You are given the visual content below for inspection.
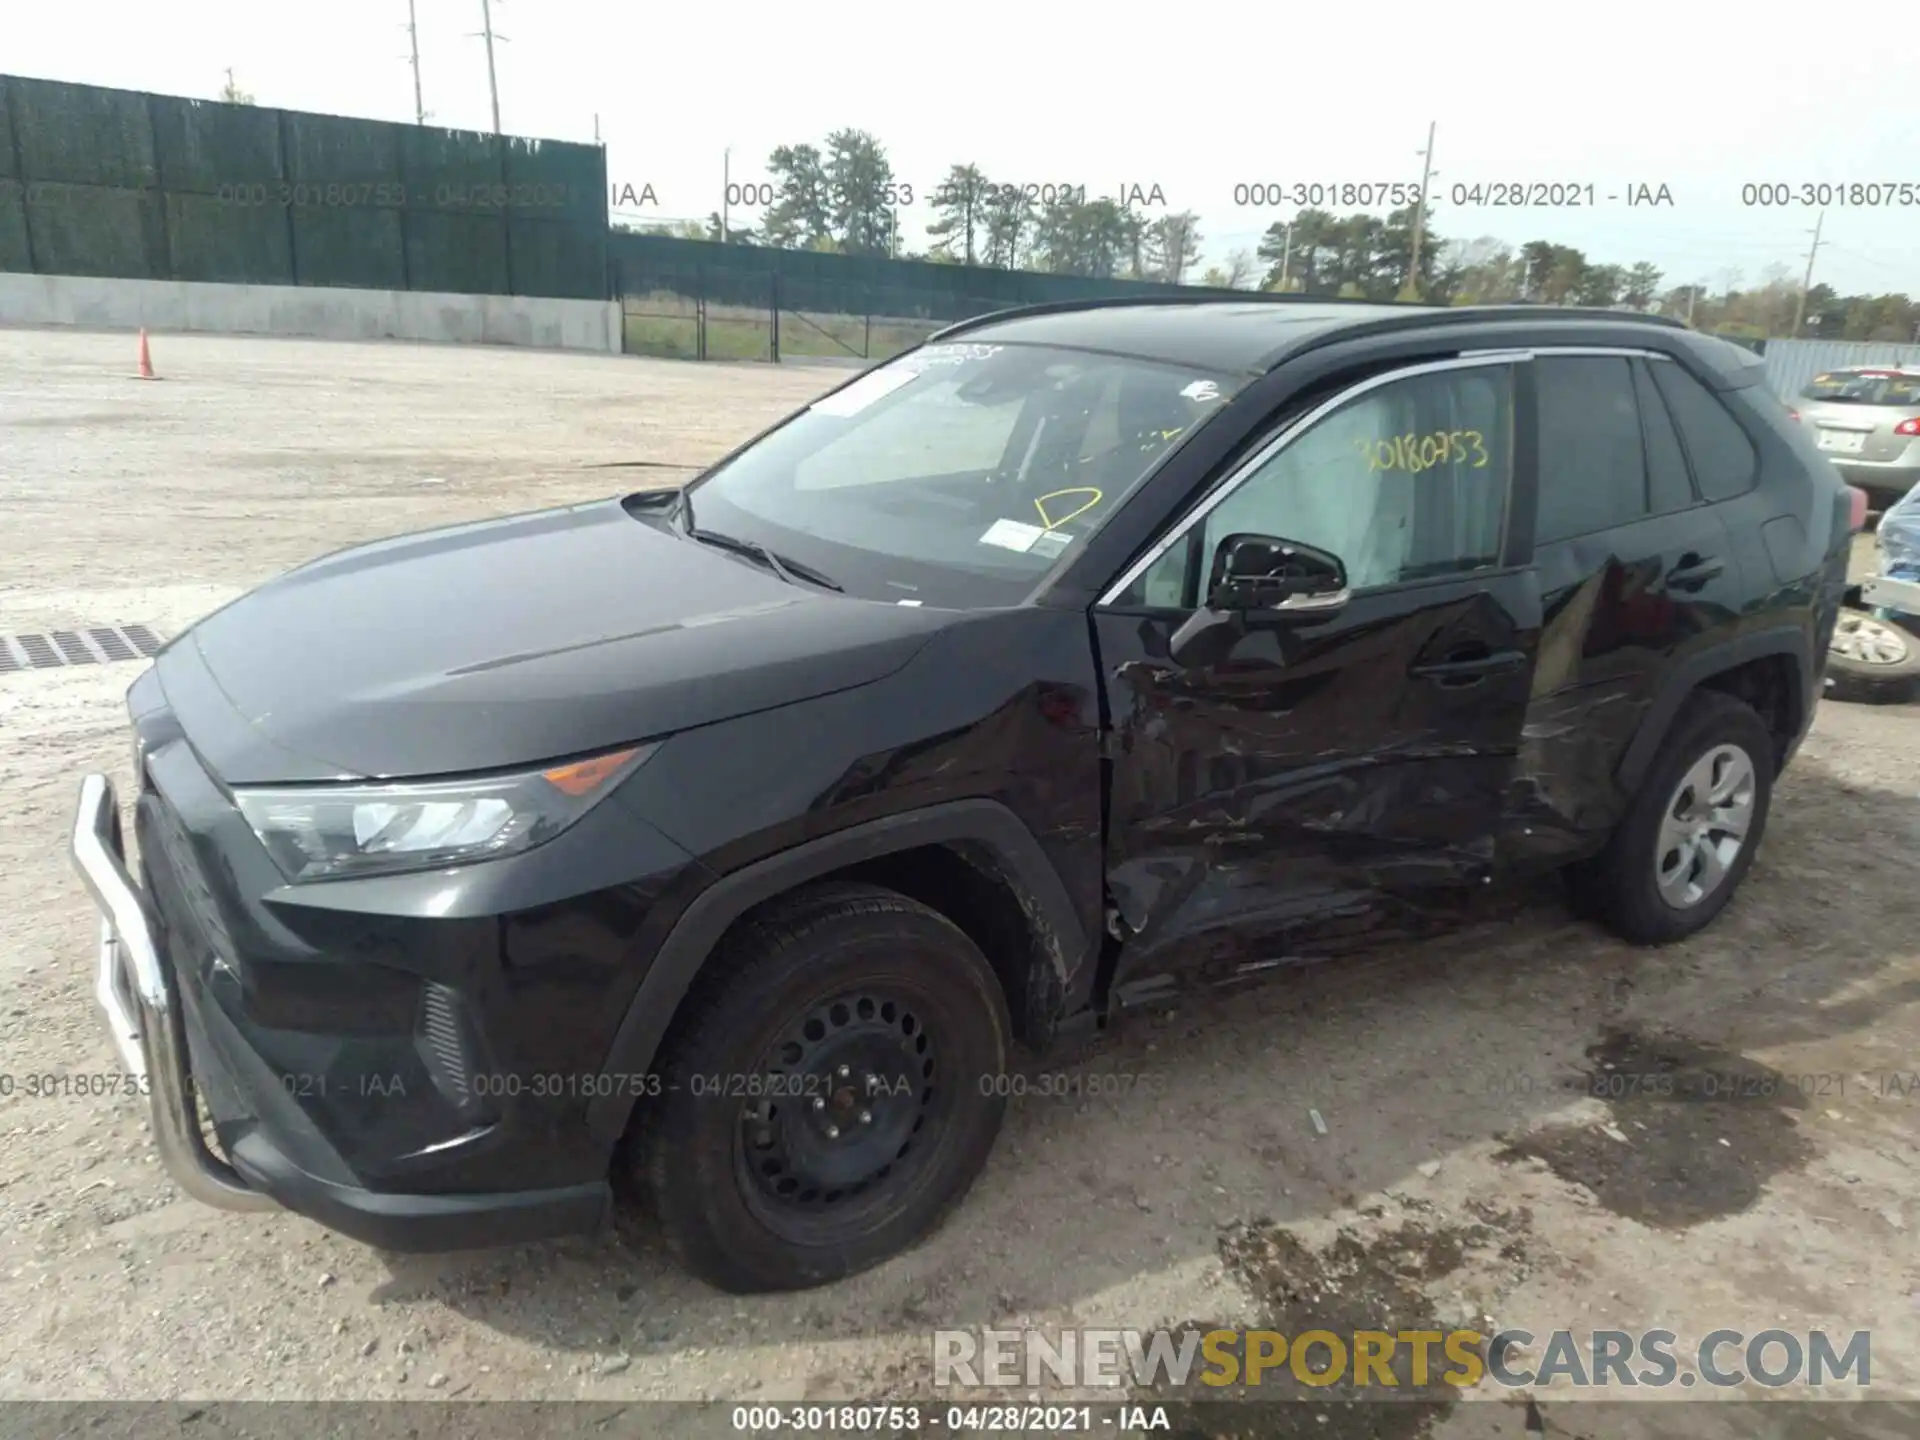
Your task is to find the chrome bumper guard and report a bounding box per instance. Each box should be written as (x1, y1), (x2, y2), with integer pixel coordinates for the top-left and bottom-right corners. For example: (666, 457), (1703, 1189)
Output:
(69, 773), (278, 1212)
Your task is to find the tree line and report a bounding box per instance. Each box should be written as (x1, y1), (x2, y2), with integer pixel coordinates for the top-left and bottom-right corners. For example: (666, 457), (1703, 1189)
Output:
(618, 130), (1919, 344)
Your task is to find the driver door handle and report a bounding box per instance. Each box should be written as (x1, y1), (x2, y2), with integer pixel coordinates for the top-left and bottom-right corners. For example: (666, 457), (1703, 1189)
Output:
(1666, 554), (1725, 591)
(1409, 646), (1527, 686)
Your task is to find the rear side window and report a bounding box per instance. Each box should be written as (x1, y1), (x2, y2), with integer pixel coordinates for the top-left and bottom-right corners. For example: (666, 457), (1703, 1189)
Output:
(1534, 357), (1648, 544)
(1632, 360), (1696, 516)
(1651, 361), (1759, 501)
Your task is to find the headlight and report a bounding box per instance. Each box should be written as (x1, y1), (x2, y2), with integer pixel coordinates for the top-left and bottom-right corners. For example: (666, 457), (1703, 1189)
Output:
(235, 742), (660, 882)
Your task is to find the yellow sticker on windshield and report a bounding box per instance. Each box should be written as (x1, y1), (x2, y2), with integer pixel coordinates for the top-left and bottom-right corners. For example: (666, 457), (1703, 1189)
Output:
(1034, 487), (1103, 529)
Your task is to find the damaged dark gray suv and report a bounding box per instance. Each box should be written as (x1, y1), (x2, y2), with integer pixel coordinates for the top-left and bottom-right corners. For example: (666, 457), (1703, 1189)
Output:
(72, 299), (1856, 1293)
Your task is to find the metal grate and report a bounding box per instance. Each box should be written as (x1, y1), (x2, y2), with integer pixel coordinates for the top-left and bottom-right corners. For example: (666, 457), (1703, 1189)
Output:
(0, 625), (163, 672)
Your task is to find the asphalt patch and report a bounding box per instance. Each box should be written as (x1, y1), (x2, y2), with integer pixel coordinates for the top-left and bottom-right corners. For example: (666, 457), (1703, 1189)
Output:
(1142, 1206), (1533, 1440)
(1498, 1028), (1816, 1228)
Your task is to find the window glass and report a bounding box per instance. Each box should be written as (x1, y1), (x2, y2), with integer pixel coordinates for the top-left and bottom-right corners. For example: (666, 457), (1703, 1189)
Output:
(1633, 359), (1696, 516)
(1800, 370), (1920, 407)
(1119, 365), (1512, 605)
(1534, 357), (1648, 544)
(1651, 360), (1759, 502)
(685, 342), (1238, 608)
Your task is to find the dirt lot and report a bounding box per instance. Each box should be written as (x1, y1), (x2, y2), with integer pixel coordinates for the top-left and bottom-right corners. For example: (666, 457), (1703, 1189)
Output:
(0, 329), (1916, 1435)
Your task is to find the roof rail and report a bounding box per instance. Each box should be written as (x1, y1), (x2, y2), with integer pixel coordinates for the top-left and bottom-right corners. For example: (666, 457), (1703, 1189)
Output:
(927, 295), (1695, 343)
(926, 290), (1427, 343)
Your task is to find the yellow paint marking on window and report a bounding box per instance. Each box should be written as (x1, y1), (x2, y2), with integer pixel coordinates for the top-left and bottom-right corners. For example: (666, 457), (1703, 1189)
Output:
(1034, 487), (1104, 529)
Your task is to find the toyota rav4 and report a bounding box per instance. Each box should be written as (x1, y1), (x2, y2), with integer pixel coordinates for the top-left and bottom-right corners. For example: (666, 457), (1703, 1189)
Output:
(71, 299), (1855, 1293)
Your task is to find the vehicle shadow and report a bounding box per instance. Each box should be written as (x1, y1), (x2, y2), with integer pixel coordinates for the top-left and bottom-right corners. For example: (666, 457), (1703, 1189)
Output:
(370, 754), (1920, 1382)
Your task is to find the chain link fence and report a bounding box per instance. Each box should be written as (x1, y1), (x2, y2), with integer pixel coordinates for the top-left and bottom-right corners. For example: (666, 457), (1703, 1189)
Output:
(616, 267), (1021, 364)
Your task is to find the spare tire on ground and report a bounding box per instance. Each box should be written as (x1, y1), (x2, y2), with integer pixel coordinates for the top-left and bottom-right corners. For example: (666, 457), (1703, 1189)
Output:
(1826, 608), (1920, 704)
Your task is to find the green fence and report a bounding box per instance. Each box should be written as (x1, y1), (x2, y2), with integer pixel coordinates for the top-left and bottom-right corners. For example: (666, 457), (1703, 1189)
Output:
(608, 233), (1254, 362)
(0, 73), (607, 299)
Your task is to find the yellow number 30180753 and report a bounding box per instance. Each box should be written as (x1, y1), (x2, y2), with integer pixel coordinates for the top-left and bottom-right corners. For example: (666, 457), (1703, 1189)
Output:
(1353, 430), (1488, 473)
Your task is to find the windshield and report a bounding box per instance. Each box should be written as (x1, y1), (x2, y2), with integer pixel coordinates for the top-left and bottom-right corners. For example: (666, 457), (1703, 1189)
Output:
(673, 341), (1240, 607)
(1801, 370), (1920, 406)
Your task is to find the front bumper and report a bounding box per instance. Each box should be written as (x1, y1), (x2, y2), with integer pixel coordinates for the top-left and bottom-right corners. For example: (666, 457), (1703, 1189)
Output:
(69, 772), (611, 1250)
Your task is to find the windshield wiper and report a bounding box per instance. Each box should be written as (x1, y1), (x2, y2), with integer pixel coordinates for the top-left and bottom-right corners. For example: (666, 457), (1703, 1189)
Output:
(686, 526), (843, 592)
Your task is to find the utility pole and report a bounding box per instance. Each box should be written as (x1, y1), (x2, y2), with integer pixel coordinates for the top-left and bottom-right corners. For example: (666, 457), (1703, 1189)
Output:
(405, 0), (426, 124)
(1408, 121), (1436, 297)
(1519, 254), (1531, 303)
(477, 0), (504, 133)
(1686, 283), (1697, 328)
(1278, 221), (1292, 290)
(1790, 207), (1826, 338)
(722, 147), (731, 243)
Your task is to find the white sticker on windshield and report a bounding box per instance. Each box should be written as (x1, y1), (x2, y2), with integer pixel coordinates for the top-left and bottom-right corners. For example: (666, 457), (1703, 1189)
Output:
(810, 366), (920, 417)
(980, 518), (1046, 553)
(1030, 529), (1074, 559)
(1180, 379), (1220, 402)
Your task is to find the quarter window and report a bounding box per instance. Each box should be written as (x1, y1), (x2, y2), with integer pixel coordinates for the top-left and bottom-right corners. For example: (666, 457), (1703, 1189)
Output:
(1650, 360), (1760, 501)
(1119, 364), (1512, 606)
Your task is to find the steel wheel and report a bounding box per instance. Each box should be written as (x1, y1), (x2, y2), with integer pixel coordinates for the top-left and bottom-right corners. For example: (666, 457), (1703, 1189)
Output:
(1654, 743), (1757, 910)
(734, 987), (944, 1243)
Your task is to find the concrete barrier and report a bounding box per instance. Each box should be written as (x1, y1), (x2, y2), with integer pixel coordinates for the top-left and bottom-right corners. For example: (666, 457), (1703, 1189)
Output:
(0, 273), (623, 353)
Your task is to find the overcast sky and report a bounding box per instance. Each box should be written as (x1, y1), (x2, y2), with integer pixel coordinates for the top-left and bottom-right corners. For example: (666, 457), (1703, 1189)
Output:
(13, 0), (1920, 296)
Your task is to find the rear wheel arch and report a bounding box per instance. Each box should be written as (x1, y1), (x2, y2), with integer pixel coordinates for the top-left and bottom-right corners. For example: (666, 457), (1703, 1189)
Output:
(583, 799), (1091, 1156)
(1616, 629), (1810, 794)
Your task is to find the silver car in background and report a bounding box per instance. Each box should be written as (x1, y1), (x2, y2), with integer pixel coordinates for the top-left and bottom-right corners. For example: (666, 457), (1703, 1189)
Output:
(1790, 366), (1920, 508)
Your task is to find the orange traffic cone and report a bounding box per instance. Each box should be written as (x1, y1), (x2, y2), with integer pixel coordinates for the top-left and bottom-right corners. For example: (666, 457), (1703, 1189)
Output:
(136, 329), (156, 380)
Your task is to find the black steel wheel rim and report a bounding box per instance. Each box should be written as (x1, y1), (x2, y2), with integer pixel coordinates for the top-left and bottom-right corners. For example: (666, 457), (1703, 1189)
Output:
(734, 988), (944, 1238)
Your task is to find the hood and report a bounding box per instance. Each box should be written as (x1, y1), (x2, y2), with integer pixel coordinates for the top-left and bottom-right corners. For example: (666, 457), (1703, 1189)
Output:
(160, 497), (949, 784)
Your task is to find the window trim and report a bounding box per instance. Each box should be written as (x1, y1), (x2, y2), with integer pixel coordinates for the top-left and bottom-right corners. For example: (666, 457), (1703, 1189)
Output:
(1098, 354), (1520, 607)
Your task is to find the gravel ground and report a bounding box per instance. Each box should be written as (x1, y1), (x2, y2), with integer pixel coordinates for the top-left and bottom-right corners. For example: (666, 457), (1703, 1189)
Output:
(0, 328), (1916, 1435)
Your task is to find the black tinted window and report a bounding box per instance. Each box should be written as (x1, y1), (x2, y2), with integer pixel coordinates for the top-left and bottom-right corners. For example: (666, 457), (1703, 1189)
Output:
(1534, 357), (1648, 544)
(1651, 361), (1759, 501)
(1633, 360), (1696, 515)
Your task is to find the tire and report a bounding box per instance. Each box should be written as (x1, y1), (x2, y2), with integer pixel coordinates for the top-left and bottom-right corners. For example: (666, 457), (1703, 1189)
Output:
(1564, 691), (1774, 946)
(1825, 608), (1920, 704)
(636, 882), (1011, 1293)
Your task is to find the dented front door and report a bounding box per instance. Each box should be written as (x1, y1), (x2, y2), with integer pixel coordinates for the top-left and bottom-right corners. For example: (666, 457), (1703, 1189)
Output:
(1090, 354), (1540, 1007)
(1094, 572), (1540, 1005)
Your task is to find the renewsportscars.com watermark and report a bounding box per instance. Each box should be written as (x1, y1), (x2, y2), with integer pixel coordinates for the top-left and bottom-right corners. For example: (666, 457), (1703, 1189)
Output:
(933, 1327), (1873, 1391)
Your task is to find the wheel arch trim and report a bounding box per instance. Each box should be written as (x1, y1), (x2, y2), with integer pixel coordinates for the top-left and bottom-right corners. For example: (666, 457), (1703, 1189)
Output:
(1615, 626), (1812, 793)
(583, 798), (1089, 1151)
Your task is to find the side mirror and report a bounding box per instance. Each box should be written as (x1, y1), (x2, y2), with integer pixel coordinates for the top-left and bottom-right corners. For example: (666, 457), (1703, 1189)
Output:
(1207, 534), (1349, 612)
(1167, 534), (1350, 668)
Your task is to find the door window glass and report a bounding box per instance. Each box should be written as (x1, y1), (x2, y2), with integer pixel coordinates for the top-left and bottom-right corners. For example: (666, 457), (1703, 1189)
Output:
(1534, 357), (1649, 543)
(1634, 359), (1697, 516)
(1120, 364), (1513, 605)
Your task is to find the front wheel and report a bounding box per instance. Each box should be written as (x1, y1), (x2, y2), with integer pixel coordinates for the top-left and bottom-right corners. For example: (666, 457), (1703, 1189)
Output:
(637, 883), (1011, 1293)
(1565, 691), (1774, 946)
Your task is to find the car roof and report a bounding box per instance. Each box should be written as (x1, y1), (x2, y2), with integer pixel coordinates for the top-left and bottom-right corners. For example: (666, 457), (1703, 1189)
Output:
(932, 297), (1693, 377)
